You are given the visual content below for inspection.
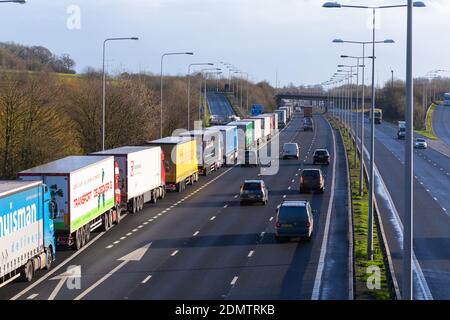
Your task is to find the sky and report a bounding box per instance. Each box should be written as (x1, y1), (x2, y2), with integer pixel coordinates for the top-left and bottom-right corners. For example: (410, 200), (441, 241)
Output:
(1, 0), (449, 87)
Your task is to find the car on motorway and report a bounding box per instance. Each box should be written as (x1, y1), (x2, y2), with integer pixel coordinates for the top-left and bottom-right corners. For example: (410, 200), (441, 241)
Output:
(239, 180), (269, 205)
(313, 148), (330, 165)
(303, 117), (314, 131)
(282, 143), (300, 159)
(275, 200), (314, 242)
(299, 168), (324, 193)
(414, 138), (428, 149)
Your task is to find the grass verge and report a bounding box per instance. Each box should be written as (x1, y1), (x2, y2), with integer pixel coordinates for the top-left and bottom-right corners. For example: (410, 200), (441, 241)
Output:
(328, 117), (391, 300)
(415, 103), (437, 140)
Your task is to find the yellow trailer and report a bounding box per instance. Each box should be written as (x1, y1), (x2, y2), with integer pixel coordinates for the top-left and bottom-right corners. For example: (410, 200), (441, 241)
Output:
(146, 137), (199, 192)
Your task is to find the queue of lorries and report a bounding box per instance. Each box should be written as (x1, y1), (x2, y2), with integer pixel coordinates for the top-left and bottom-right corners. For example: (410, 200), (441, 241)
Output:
(0, 104), (295, 286)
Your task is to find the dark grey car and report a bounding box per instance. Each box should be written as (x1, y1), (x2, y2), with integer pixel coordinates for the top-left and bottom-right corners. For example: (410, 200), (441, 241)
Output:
(275, 200), (314, 242)
(240, 180), (268, 205)
(299, 169), (324, 193)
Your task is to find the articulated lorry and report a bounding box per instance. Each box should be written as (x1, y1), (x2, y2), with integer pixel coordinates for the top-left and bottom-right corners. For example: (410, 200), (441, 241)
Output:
(303, 106), (313, 118)
(207, 125), (238, 166)
(91, 146), (166, 214)
(146, 137), (199, 192)
(228, 121), (254, 151)
(0, 181), (56, 285)
(280, 106), (292, 121)
(179, 130), (224, 176)
(252, 115), (271, 142)
(397, 121), (406, 139)
(276, 109), (287, 128)
(243, 118), (263, 147)
(374, 108), (383, 124)
(18, 156), (120, 250)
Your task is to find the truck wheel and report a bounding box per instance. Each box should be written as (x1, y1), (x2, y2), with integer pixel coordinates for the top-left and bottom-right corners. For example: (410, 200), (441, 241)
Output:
(132, 198), (137, 214)
(140, 195), (144, 211)
(20, 260), (34, 282)
(103, 212), (111, 231)
(80, 227), (86, 247)
(177, 182), (183, 193)
(151, 190), (157, 204)
(161, 187), (166, 199)
(45, 248), (53, 270)
(114, 207), (122, 225)
(74, 229), (83, 250)
(84, 224), (91, 244)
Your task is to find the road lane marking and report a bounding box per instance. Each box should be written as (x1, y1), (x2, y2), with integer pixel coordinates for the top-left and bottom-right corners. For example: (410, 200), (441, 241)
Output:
(11, 232), (107, 300)
(223, 204), (228, 208)
(230, 276), (238, 286)
(260, 232), (265, 238)
(210, 216), (216, 221)
(312, 116), (337, 300)
(269, 217), (274, 221)
(142, 275), (152, 284)
(127, 232), (133, 236)
(26, 294), (38, 300)
(193, 231), (200, 237)
(106, 245), (113, 249)
(248, 251), (254, 257)
(171, 250), (179, 256)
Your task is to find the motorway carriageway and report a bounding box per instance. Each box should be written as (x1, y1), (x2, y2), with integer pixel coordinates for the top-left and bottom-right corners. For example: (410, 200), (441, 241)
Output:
(0, 112), (351, 300)
(348, 111), (450, 299)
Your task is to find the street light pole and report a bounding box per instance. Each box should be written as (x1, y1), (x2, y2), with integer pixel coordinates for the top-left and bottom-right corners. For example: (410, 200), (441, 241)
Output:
(160, 52), (194, 138)
(188, 63), (213, 130)
(102, 37), (139, 151)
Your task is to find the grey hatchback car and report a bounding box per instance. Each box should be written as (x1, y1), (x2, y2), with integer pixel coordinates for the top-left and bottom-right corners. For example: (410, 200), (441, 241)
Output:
(275, 200), (314, 242)
(239, 180), (269, 205)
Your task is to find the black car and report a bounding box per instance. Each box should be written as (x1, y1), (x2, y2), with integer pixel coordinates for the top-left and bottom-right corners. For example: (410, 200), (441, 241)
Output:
(303, 118), (314, 131)
(313, 149), (330, 165)
(299, 169), (324, 193)
(240, 180), (269, 205)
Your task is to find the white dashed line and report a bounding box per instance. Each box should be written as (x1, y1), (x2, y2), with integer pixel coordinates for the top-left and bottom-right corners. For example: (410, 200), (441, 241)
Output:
(269, 217), (274, 221)
(230, 276), (239, 286)
(26, 294), (38, 300)
(143, 222), (148, 225)
(113, 241), (120, 244)
(120, 237), (126, 240)
(138, 225), (143, 229)
(223, 204), (228, 209)
(171, 250), (179, 257)
(193, 231), (200, 237)
(433, 197), (438, 201)
(210, 216), (216, 221)
(106, 245), (113, 249)
(260, 232), (265, 238)
(248, 250), (254, 258)
(283, 195), (287, 199)
(132, 229), (138, 232)
(142, 275), (152, 284)
(126, 233), (132, 236)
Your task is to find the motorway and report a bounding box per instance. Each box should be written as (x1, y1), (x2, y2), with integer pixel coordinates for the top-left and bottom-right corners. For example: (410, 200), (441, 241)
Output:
(348, 112), (450, 299)
(432, 104), (450, 148)
(206, 93), (235, 119)
(0, 112), (352, 300)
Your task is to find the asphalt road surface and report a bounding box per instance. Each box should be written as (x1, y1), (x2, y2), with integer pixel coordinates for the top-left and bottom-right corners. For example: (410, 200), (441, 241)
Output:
(432, 104), (450, 148)
(207, 93), (235, 118)
(348, 112), (450, 299)
(0, 112), (351, 300)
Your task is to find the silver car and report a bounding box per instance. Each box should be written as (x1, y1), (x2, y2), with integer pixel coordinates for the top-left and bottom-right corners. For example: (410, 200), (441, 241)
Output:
(414, 138), (427, 149)
(282, 143), (299, 159)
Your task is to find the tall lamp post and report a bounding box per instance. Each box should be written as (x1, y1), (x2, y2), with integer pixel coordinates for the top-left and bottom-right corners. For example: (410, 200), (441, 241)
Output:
(160, 52), (194, 138)
(324, 0), (426, 300)
(198, 68), (221, 122)
(102, 37), (139, 151)
(188, 63), (213, 130)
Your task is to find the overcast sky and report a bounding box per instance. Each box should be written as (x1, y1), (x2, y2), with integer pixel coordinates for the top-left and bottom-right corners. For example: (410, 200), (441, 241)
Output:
(1, 0), (449, 87)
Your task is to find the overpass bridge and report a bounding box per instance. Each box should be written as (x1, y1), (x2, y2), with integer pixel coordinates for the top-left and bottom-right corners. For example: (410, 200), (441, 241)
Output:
(275, 92), (372, 108)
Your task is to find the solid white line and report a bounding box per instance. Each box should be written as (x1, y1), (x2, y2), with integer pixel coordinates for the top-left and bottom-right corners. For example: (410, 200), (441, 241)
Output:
(311, 117), (337, 300)
(142, 275), (152, 284)
(26, 294), (38, 300)
(11, 231), (106, 300)
(75, 260), (129, 300)
(230, 276), (238, 286)
(171, 250), (179, 256)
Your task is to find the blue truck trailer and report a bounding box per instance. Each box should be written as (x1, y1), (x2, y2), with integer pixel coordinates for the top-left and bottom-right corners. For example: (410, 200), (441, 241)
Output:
(0, 181), (55, 286)
(207, 125), (238, 166)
